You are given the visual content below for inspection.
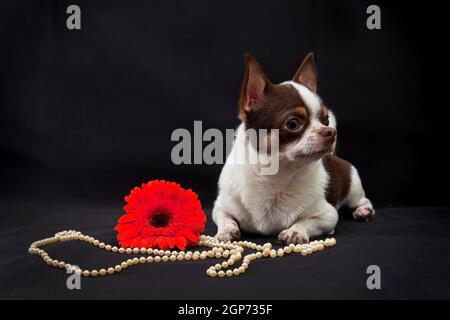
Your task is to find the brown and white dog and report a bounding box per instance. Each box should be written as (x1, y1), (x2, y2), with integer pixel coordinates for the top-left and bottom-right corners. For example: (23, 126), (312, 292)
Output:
(212, 53), (374, 244)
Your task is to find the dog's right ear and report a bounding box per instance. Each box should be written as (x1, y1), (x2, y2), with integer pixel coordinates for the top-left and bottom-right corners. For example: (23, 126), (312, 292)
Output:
(239, 54), (270, 114)
(293, 52), (317, 92)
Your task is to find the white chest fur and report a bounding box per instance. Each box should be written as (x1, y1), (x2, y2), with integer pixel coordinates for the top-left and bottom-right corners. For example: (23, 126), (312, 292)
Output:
(214, 125), (330, 235)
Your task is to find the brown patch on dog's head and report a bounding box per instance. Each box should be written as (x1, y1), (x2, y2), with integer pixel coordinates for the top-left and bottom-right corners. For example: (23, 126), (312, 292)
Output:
(239, 54), (312, 148)
(238, 53), (336, 162)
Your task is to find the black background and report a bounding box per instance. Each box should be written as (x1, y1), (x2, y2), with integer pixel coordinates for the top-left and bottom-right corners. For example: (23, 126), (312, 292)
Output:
(1, 0), (449, 299)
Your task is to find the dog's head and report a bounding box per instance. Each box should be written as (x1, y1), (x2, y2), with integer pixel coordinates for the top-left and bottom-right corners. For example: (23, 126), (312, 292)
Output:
(239, 53), (336, 163)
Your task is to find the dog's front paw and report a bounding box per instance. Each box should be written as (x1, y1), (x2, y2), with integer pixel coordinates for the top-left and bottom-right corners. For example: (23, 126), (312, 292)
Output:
(277, 229), (309, 244)
(215, 226), (241, 242)
(352, 206), (375, 221)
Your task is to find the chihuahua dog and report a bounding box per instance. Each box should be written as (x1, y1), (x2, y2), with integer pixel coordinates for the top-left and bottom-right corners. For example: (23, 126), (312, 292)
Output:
(212, 53), (374, 244)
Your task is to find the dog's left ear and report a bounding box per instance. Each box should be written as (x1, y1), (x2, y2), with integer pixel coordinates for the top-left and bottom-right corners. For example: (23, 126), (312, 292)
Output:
(293, 52), (317, 92)
(240, 54), (271, 114)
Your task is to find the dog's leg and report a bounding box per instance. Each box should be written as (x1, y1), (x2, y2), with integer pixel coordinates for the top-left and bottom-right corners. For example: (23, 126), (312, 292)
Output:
(212, 205), (241, 242)
(344, 166), (375, 221)
(278, 202), (338, 244)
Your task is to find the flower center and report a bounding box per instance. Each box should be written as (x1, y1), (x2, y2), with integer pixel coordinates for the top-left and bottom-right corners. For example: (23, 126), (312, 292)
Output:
(150, 212), (171, 228)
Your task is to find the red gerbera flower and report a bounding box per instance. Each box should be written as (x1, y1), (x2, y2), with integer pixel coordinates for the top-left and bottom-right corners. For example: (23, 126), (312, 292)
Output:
(114, 180), (206, 250)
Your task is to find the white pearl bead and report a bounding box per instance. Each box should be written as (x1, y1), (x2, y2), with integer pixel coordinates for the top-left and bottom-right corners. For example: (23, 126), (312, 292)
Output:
(226, 270), (233, 277)
(209, 270), (217, 277)
(107, 267), (114, 274)
(263, 243), (272, 250)
(83, 270), (90, 277)
(140, 257), (147, 263)
(147, 256), (153, 263)
(99, 269), (107, 276)
(91, 270), (99, 276)
(99, 242), (105, 249)
(114, 265), (121, 272)
(125, 248), (132, 254)
(119, 248), (125, 254)
(93, 240), (99, 246)
(132, 248), (139, 254)
(218, 271), (225, 278)
(121, 262), (128, 268)
(154, 256), (161, 262)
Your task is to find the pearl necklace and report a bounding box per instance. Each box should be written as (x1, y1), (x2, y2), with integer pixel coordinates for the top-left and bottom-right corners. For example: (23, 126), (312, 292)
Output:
(28, 230), (336, 278)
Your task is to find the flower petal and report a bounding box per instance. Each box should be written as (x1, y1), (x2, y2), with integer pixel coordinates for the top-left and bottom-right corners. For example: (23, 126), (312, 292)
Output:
(165, 236), (175, 249)
(175, 236), (187, 250)
(181, 229), (199, 243)
(156, 237), (168, 249)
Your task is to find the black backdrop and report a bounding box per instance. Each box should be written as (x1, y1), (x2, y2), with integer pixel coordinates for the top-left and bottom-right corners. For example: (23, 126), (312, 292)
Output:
(1, 0), (446, 207)
(1, 0), (450, 300)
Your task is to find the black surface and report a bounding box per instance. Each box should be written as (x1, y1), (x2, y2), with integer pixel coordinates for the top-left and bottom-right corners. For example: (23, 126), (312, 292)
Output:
(1, 204), (449, 299)
(1, 1), (449, 300)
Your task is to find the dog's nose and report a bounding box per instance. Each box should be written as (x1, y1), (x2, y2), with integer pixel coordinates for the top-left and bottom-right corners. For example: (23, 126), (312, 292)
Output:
(318, 127), (336, 140)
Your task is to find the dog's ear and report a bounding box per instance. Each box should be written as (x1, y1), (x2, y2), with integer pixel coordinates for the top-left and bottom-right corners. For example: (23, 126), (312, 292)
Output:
(293, 52), (317, 92)
(240, 54), (271, 113)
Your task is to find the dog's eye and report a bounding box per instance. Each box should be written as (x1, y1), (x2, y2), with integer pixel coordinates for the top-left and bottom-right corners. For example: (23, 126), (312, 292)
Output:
(285, 117), (301, 130)
(321, 116), (329, 126)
